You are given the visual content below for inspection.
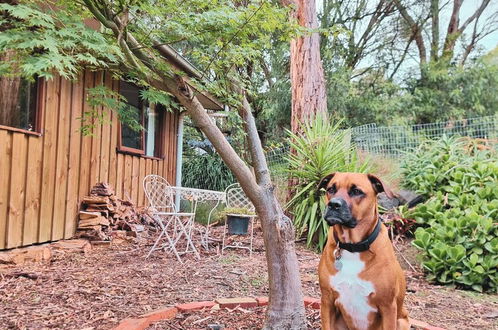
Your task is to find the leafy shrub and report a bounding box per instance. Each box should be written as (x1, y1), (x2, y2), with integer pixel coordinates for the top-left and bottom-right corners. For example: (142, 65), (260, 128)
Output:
(182, 153), (235, 191)
(402, 136), (498, 292)
(286, 115), (371, 251)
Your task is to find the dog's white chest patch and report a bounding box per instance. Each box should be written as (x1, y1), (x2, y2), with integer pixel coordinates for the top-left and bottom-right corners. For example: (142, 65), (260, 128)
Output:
(330, 251), (377, 330)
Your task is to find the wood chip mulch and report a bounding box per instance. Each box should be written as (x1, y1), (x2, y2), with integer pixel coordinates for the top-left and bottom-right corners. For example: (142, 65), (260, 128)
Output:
(0, 225), (497, 330)
(148, 306), (320, 329)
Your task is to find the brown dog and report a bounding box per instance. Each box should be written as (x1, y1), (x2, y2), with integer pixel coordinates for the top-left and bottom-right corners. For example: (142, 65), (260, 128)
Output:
(317, 172), (409, 330)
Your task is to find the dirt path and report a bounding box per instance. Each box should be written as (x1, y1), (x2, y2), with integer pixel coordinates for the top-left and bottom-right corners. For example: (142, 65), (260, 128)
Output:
(0, 227), (496, 329)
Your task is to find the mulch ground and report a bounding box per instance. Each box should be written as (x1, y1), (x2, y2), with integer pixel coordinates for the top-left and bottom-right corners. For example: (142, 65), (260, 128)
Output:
(0, 224), (497, 330)
(148, 306), (321, 329)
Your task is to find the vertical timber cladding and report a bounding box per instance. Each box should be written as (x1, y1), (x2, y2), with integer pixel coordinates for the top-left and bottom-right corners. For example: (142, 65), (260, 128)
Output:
(0, 70), (179, 249)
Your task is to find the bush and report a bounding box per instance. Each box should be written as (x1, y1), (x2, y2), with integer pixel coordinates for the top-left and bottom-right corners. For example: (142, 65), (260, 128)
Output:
(402, 61), (498, 124)
(401, 136), (498, 292)
(286, 115), (371, 251)
(182, 152), (235, 191)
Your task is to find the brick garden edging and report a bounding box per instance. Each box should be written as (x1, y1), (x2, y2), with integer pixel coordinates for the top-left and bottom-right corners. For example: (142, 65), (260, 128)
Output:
(113, 296), (445, 330)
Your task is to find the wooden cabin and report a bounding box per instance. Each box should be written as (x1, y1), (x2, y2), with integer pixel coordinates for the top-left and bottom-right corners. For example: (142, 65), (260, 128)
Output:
(0, 55), (222, 250)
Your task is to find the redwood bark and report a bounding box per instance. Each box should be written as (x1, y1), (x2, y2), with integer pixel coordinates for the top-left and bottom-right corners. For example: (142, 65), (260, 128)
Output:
(288, 0), (327, 134)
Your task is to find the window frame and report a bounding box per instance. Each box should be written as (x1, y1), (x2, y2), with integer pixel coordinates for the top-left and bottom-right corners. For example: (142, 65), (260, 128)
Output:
(117, 82), (165, 159)
(0, 77), (44, 137)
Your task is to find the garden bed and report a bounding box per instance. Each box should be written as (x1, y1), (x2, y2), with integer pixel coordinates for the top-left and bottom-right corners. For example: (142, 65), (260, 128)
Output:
(0, 226), (496, 329)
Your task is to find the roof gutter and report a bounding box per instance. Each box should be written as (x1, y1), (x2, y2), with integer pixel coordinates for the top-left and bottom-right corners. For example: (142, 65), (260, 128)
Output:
(153, 43), (202, 79)
(153, 43), (223, 110)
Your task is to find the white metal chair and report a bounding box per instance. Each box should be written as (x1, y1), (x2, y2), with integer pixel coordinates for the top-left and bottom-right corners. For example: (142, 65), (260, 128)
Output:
(143, 175), (200, 262)
(221, 183), (256, 256)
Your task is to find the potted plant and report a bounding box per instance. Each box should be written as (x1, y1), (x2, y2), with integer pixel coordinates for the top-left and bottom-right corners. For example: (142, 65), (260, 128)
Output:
(221, 207), (255, 235)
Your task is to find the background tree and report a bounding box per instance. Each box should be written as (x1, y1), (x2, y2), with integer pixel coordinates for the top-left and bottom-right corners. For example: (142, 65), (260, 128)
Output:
(393, 0), (497, 70)
(284, 0), (327, 134)
(0, 1), (306, 328)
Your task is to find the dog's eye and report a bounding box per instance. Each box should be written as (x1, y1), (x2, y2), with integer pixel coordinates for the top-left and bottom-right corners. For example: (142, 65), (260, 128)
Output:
(349, 187), (364, 196)
(327, 185), (336, 194)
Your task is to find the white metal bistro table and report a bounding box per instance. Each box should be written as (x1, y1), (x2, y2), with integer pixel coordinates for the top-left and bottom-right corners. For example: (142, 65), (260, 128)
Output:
(169, 186), (226, 249)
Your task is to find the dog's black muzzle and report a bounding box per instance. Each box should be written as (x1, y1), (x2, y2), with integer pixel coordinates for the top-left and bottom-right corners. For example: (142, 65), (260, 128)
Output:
(323, 197), (357, 228)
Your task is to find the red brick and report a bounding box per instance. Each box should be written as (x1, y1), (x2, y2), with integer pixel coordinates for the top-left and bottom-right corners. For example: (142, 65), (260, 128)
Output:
(303, 296), (321, 309)
(141, 307), (177, 322)
(410, 318), (431, 329)
(216, 297), (258, 309)
(424, 326), (447, 330)
(256, 296), (269, 306)
(176, 301), (216, 312)
(113, 317), (150, 330)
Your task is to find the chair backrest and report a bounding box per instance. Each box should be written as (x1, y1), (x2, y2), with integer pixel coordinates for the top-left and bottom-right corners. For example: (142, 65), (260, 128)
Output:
(224, 183), (255, 213)
(143, 175), (176, 213)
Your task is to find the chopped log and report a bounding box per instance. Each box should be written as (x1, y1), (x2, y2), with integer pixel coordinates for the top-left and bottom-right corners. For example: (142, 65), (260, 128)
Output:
(76, 182), (155, 242)
(85, 204), (114, 212)
(90, 182), (115, 196)
(82, 196), (109, 205)
(78, 216), (110, 228)
(75, 228), (109, 241)
(79, 211), (101, 220)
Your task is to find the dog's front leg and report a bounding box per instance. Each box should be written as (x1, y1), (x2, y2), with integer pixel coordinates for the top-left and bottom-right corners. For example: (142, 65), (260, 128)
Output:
(321, 299), (348, 330)
(378, 302), (397, 330)
(320, 297), (336, 330)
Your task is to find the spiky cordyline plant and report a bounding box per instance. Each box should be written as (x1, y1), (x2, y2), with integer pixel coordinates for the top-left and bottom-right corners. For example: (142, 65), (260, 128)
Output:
(286, 115), (371, 250)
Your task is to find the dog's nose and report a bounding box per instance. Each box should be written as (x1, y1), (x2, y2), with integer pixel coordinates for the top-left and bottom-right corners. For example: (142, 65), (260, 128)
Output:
(328, 198), (345, 209)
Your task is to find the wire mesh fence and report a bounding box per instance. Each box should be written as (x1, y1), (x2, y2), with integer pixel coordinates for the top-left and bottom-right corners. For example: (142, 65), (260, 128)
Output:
(351, 115), (498, 157)
(265, 115), (498, 176)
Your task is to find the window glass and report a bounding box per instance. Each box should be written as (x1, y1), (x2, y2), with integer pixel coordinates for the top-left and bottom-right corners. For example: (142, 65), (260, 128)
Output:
(0, 77), (39, 131)
(145, 106), (157, 157)
(119, 81), (144, 151)
(119, 81), (164, 157)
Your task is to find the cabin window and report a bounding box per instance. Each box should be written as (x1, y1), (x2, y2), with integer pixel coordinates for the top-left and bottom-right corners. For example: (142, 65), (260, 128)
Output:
(0, 76), (41, 133)
(118, 81), (164, 158)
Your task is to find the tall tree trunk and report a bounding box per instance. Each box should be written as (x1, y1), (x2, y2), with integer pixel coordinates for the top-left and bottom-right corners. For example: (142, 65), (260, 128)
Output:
(288, 0), (327, 134)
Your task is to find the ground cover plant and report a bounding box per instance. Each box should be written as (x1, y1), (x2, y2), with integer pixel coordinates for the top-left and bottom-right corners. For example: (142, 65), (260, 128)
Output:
(402, 136), (498, 292)
(286, 115), (371, 250)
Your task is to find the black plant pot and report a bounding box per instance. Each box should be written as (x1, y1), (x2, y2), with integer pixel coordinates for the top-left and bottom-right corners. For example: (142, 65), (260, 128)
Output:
(227, 214), (250, 235)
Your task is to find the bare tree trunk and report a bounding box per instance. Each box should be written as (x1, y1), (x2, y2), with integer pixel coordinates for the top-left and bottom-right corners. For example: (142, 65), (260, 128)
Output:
(171, 78), (307, 330)
(288, 0), (327, 134)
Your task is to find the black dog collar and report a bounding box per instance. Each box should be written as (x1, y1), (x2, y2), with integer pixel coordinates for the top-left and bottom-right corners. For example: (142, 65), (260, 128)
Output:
(333, 220), (381, 253)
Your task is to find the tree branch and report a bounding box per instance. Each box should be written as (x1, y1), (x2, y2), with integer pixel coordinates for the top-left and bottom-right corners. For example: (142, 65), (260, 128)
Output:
(458, 0), (491, 33)
(442, 0), (491, 61)
(393, 0), (427, 65)
(85, 0), (268, 207)
(430, 0), (440, 61)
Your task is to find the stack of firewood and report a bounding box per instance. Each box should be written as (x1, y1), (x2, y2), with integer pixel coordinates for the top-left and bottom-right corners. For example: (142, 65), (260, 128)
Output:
(75, 183), (155, 241)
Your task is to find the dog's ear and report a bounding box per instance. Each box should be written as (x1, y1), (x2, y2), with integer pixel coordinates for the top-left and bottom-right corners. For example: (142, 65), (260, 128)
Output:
(367, 174), (394, 198)
(318, 173), (336, 192)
